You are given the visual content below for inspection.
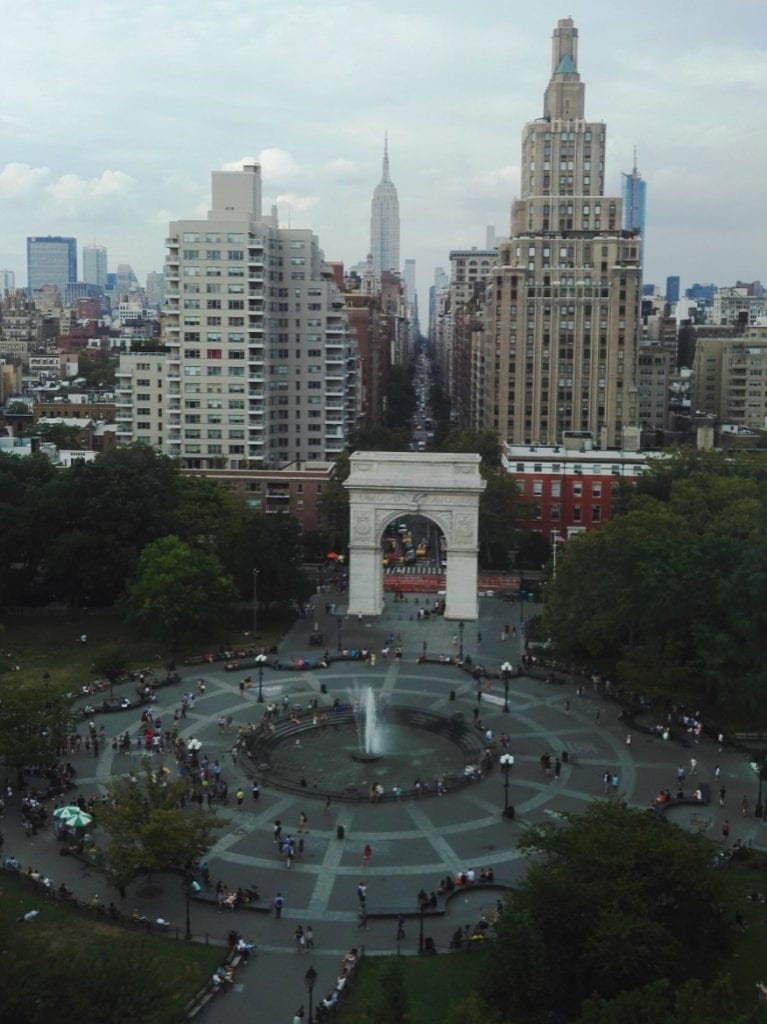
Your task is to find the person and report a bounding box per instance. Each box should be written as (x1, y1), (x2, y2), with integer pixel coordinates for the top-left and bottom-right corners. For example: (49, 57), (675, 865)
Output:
(305, 925), (314, 950)
(722, 819), (731, 840)
(299, 811), (308, 832)
(741, 795), (750, 816)
(396, 914), (405, 940)
(357, 881), (367, 905)
(362, 843), (372, 867)
(236, 937), (257, 960)
(273, 892), (284, 918)
(251, 782), (260, 801)
(293, 1008), (305, 1024)
(294, 924), (305, 950)
(719, 786), (726, 807)
(357, 905), (368, 929)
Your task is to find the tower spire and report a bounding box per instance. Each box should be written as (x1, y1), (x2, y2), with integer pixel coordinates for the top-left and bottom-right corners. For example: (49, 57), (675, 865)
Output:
(382, 132), (390, 183)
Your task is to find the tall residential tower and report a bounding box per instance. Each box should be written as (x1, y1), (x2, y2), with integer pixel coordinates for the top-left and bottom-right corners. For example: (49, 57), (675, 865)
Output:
(483, 18), (641, 448)
(117, 163), (359, 469)
(369, 137), (400, 279)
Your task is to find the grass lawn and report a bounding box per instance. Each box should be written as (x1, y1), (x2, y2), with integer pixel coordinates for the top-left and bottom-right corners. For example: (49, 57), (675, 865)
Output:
(337, 950), (488, 1024)
(722, 855), (767, 1000)
(0, 609), (285, 695)
(0, 872), (223, 1024)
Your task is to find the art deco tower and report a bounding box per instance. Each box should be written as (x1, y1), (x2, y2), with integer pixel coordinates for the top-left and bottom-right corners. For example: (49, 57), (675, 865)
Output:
(369, 136), (400, 279)
(485, 18), (641, 448)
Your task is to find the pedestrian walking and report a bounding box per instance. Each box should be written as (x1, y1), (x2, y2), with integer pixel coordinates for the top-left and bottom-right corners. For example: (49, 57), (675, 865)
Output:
(294, 924), (305, 951)
(396, 914), (406, 941)
(714, 764), (721, 779)
(721, 819), (731, 841)
(676, 765), (686, 785)
(273, 820), (282, 844)
(298, 811), (308, 833)
(305, 925), (314, 950)
(554, 757), (561, 779)
(594, 710), (600, 725)
(273, 892), (284, 918)
(362, 843), (372, 867)
(718, 732), (725, 752)
(564, 699), (570, 715)
(719, 786), (726, 807)
(690, 757), (698, 775)
(625, 733), (632, 746)
(357, 881), (367, 906)
(323, 796), (332, 816)
(251, 782), (260, 801)
(236, 788), (244, 807)
(358, 905), (368, 930)
(741, 795), (749, 817)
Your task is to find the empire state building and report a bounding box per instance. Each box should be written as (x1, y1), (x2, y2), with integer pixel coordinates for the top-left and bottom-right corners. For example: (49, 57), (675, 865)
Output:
(369, 136), (400, 278)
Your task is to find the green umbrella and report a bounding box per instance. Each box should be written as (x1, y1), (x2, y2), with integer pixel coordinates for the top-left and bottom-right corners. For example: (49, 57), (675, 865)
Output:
(53, 805), (93, 828)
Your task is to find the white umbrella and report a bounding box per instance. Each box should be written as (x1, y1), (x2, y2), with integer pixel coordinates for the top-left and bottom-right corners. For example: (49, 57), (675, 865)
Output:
(186, 738), (202, 752)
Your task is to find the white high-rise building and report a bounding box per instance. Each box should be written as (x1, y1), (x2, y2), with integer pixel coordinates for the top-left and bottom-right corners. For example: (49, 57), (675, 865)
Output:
(369, 137), (400, 279)
(126, 163), (359, 470)
(83, 244), (108, 288)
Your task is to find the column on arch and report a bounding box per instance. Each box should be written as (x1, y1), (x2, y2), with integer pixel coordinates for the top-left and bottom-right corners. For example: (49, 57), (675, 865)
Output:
(346, 498), (384, 616)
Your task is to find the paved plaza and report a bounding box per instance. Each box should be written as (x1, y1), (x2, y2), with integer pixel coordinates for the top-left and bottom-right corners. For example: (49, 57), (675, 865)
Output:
(4, 594), (761, 1023)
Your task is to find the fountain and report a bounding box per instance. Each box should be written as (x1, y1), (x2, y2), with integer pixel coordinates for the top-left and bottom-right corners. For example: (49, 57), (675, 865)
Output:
(352, 685), (384, 762)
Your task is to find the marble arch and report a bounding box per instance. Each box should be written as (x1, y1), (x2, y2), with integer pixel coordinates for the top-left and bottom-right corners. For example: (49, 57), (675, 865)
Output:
(344, 451), (486, 620)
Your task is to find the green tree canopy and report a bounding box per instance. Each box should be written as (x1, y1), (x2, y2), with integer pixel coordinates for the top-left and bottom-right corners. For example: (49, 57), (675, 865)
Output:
(98, 758), (223, 886)
(543, 458), (767, 722)
(483, 802), (730, 1023)
(0, 683), (75, 786)
(124, 535), (237, 651)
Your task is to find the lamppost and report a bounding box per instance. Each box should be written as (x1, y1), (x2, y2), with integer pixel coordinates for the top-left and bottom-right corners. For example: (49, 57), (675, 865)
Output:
(519, 576), (525, 624)
(182, 881), (192, 940)
(500, 753), (514, 818)
(501, 662), (512, 713)
(418, 902), (425, 954)
(304, 965), (318, 1024)
(43, 671), (50, 706)
(337, 617), (343, 654)
(755, 754), (767, 819)
(255, 653), (268, 704)
(458, 620), (464, 660)
(252, 568), (260, 638)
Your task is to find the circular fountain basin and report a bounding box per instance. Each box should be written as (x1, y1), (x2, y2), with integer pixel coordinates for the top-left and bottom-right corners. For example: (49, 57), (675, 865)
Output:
(245, 705), (486, 801)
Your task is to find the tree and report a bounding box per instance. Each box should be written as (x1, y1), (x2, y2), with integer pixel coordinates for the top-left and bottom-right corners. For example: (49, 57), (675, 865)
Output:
(373, 957), (410, 1024)
(24, 420), (85, 449)
(92, 643), (130, 700)
(98, 758), (223, 887)
(577, 975), (767, 1024)
(0, 684), (75, 786)
(483, 802), (730, 1023)
(124, 535), (237, 651)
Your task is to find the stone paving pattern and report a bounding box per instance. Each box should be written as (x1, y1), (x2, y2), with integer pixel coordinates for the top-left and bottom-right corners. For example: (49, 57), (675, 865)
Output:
(2, 594), (759, 1023)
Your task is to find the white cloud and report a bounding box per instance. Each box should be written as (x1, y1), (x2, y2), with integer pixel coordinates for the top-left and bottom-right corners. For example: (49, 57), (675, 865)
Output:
(324, 158), (359, 178)
(474, 165), (519, 189)
(45, 170), (135, 207)
(0, 162), (50, 198)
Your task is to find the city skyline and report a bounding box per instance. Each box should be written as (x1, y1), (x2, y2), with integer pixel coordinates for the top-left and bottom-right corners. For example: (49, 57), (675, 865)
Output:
(1, 0), (765, 303)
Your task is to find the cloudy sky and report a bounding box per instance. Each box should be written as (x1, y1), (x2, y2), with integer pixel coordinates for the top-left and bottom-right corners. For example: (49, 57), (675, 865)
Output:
(1, 0), (765, 305)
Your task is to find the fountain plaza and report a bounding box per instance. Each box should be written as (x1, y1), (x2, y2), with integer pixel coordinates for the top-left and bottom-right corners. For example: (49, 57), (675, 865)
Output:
(6, 593), (758, 1024)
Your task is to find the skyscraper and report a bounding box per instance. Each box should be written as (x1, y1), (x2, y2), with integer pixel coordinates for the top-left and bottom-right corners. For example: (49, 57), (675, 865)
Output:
(621, 152), (646, 237)
(27, 236), (77, 296)
(146, 162), (358, 470)
(369, 136), (400, 279)
(482, 17), (641, 448)
(666, 275), (680, 304)
(83, 244), (108, 288)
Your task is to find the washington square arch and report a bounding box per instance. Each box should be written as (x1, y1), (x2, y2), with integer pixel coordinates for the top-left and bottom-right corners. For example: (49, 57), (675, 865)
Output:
(344, 451), (486, 620)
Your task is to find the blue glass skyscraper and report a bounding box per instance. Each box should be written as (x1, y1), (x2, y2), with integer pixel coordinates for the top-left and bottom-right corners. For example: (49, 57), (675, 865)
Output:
(621, 155), (646, 236)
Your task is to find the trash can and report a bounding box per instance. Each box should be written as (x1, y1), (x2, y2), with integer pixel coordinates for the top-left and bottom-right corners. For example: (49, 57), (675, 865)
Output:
(449, 689), (456, 701)
(336, 824), (345, 840)
(561, 750), (569, 764)
(503, 806), (515, 820)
